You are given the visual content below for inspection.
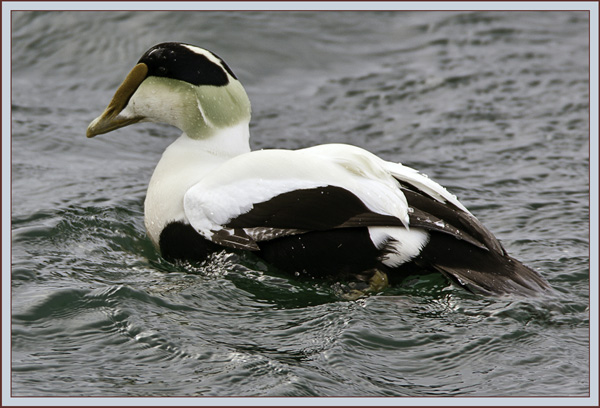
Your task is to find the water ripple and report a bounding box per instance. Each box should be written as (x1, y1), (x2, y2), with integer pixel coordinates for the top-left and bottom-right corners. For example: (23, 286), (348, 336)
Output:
(11, 10), (589, 398)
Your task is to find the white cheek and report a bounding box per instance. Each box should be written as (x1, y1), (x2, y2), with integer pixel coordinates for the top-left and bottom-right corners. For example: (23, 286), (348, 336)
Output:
(124, 80), (184, 123)
(119, 102), (139, 119)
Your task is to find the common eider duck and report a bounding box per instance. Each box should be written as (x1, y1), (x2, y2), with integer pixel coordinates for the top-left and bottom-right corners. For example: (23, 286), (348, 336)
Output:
(87, 42), (550, 296)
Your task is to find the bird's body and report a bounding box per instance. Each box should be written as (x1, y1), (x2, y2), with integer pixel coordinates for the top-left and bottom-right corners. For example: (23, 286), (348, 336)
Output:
(87, 42), (550, 296)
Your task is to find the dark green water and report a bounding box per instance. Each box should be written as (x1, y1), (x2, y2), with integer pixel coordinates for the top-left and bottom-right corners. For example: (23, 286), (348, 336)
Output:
(10, 10), (590, 398)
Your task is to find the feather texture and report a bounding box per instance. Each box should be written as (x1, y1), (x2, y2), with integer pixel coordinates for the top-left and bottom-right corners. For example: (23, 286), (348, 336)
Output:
(87, 42), (551, 296)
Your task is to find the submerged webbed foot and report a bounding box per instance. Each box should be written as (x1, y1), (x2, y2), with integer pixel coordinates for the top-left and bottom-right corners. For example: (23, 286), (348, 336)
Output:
(334, 268), (389, 300)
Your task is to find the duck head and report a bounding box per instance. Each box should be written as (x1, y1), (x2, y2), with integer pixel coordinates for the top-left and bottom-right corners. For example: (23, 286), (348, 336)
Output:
(86, 42), (251, 140)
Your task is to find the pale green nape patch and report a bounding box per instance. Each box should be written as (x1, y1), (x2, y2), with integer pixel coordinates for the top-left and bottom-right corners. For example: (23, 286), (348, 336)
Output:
(135, 76), (251, 140)
(194, 79), (251, 134)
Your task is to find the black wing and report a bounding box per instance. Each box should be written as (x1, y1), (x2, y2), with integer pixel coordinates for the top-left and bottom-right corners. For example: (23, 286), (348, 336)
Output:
(210, 182), (549, 295)
(396, 181), (550, 295)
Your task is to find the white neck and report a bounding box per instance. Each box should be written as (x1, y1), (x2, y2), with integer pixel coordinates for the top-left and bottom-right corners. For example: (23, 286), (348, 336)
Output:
(144, 121), (251, 247)
(190, 120), (251, 157)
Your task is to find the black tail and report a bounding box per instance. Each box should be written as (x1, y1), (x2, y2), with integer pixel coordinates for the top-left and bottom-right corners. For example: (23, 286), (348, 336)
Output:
(396, 185), (551, 296)
(413, 231), (550, 296)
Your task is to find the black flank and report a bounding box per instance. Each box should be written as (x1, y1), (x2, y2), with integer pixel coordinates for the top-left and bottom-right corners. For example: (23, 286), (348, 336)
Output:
(159, 221), (222, 262)
(257, 228), (382, 281)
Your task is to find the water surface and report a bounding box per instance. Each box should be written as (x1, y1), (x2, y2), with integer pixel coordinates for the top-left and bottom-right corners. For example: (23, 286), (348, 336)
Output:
(10, 10), (590, 398)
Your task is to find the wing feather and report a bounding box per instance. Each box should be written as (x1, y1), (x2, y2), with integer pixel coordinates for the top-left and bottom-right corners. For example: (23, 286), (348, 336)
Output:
(183, 147), (411, 246)
(182, 144), (502, 255)
(177, 144), (548, 295)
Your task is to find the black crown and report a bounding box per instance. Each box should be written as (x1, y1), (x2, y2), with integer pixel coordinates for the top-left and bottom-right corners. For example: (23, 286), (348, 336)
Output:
(138, 42), (237, 87)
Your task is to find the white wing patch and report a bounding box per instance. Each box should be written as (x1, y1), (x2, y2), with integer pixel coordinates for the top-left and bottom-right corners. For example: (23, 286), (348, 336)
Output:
(368, 226), (430, 267)
(183, 146), (415, 242)
(182, 144), (468, 246)
(184, 176), (326, 239)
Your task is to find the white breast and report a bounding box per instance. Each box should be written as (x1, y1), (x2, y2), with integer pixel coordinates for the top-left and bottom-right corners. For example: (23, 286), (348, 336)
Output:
(144, 136), (230, 246)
